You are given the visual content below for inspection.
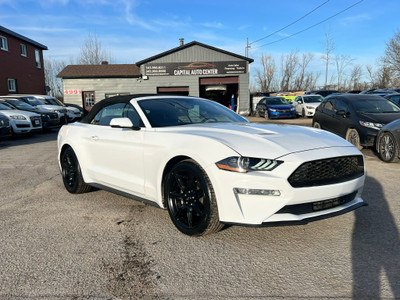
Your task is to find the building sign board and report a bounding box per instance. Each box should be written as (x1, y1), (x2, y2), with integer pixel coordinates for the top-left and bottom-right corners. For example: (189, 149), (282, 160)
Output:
(145, 61), (247, 76)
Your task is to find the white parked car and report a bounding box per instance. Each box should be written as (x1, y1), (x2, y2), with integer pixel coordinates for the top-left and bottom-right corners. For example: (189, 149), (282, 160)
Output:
(3, 95), (68, 124)
(0, 102), (42, 135)
(57, 95), (366, 236)
(293, 95), (324, 117)
(27, 95), (83, 122)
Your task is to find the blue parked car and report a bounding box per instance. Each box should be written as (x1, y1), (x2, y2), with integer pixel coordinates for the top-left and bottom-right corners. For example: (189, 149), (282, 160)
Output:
(255, 97), (297, 119)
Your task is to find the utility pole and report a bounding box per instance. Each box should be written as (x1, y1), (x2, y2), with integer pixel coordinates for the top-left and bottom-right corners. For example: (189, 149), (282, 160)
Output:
(245, 38), (250, 57)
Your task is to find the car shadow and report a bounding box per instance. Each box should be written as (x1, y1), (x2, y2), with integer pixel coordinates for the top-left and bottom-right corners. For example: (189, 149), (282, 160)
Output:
(352, 176), (400, 298)
(0, 130), (58, 149)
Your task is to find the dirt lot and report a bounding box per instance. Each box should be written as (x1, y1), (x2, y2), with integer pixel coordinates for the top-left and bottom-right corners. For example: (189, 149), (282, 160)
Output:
(0, 120), (399, 299)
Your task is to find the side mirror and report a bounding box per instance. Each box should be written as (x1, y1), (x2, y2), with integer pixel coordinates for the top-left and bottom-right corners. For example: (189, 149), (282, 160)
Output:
(297, 100), (303, 104)
(110, 117), (140, 130)
(336, 110), (347, 117)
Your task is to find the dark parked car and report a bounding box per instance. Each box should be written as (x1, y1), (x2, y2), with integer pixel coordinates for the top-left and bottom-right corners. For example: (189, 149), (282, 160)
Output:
(306, 90), (339, 97)
(0, 99), (60, 131)
(376, 119), (400, 163)
(255, 97), (296, 119)
(384, 93), (400, 107)
(0, 113), (11, 140)
(312, 94), (400, 149)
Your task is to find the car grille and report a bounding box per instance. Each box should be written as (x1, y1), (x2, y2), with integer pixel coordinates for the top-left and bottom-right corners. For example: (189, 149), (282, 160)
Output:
(276, 109), (292, 113)
(30, 116), (42, 127)
(288, 155), (364, 188)
(49, 113), (58, 120)
(276, 191), (358, 214)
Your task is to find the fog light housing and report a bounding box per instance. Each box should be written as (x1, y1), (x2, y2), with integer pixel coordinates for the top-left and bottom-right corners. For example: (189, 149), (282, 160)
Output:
(234, 188), (281, 196)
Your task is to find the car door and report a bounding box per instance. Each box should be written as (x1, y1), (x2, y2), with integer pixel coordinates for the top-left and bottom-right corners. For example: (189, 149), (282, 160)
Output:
(294, 96), (303, 114)
(317, 99), (336, 132)
(332, 99), (352, 138)
(83, 102), (146, 196)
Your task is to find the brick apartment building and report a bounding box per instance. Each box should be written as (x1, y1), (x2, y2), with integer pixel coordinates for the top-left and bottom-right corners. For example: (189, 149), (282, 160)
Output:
(0, 26), (48, 95)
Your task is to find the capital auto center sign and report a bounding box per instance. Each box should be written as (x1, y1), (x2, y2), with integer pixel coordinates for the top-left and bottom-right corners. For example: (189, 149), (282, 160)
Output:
(144, 61), (247, 76)
(64, 89), (82, 95)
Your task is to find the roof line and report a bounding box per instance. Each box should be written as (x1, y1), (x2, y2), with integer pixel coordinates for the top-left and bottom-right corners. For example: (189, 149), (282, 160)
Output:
(136, 41), (254, 65)
(0, 26), (48, 50)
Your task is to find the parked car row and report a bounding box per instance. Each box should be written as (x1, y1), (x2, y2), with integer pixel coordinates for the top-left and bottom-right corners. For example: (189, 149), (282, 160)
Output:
(0, 94), (83, 140)
(312, 94), (400, 163)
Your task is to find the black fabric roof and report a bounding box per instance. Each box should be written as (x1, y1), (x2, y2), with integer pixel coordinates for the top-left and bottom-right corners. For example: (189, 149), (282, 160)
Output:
(80, 94), (157, 124)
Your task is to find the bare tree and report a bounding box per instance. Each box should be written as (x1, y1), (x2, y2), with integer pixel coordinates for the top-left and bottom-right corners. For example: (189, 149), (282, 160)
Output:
(77, 33), (113, 65)
(255, 55), (276, 92)
(294, 53), (314, 90)
(367, 60), (393, 88)
(280, 51), (299, 91)
(334, 54), (353, 91)
(44, 58), (66, 98)
(349, 65), (363, 90)
(321, 32), (336, 88)
(384, 29), (400, 79)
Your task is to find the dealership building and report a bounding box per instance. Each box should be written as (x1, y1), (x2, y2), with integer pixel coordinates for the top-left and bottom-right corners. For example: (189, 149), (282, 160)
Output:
(57, 41), (254, 115)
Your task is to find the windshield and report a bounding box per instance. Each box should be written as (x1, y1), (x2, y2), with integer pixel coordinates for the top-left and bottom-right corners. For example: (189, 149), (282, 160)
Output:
(265, 98), (287, 105)
(138, 98), (248, 127)
(6, 100), (34, 110)
(352, 99), (400, 113)
(304, 96), (323, 103)
(24, 97), (45, 106)
(43, 98), (64, 106)
(0, 103), (13, 110)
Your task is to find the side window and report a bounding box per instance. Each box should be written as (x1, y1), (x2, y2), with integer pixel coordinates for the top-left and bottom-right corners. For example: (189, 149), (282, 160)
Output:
(324, 100), (334, 111)
(334, 100), (348, 112)
(90, 103), (125, 126)
(123, 104), (144, 127)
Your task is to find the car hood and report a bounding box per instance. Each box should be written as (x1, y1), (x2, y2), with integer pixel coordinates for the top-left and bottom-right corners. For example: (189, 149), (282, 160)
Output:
(304, 102), (321, 108)
(37, 104), (66, 111)
(358, 112), (400, 124)
(159, 123), (352, 159)
(268, 104), (294, 110)
(0, 109), (39, 117)
(65, 106), (80, 112)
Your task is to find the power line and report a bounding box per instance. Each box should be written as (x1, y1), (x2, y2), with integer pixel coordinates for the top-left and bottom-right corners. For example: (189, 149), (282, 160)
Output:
(251, 0), (364, 52)
(250, 0), (330, 45)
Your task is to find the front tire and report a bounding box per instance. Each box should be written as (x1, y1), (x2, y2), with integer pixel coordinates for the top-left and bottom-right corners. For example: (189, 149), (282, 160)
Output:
(346, 128), (362, 150)
(60, 147), (92, 194)
(313, 121), (321, 129)
(378, 132), (399, 163)
(302, 108), (306, 118)
(164, 159), (223, 236)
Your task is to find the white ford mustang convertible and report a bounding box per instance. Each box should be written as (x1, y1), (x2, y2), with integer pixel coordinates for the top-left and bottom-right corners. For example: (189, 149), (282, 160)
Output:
(57, 95), (366, 236)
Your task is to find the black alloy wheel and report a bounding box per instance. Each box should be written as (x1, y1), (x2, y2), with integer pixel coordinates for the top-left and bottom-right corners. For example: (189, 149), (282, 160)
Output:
(60, 147), (91, 194)
(313, 122), (321, 129)
(379, 132), (399, 163)
(164, 159), (222, 236)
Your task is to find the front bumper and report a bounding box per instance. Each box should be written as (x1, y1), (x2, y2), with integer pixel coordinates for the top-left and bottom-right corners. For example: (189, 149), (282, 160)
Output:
(269, 111), (297, 119)
(207, 147), (366, 225)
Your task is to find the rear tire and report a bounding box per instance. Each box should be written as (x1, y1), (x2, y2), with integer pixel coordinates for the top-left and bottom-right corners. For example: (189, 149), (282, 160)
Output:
(60, 147), (92, 194)
(378, 132), (399, 163)
(346, 128), (362, 150)
(164, 159), (223, 236)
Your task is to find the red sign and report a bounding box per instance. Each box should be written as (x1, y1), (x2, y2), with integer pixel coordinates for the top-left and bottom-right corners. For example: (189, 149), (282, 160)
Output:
(64, 89), (82, 95)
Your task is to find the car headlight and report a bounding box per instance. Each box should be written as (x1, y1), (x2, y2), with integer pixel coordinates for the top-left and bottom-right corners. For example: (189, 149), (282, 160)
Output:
(359, 121), (383, 130)
(9, 115), (27, 120)
(216, 156), (283, 173)
(290, 107), (296, 111)
(269, 108), (277, 112)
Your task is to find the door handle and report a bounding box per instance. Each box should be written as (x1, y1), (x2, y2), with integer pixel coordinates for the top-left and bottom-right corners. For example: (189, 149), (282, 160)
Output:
(90, 135), (99, 141)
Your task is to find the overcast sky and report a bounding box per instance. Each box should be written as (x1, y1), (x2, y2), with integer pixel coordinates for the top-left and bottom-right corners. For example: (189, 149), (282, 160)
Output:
(1, 0), (399, 85)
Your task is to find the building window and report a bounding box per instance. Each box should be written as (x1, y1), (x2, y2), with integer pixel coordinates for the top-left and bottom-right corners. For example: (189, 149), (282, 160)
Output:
(20, 44), (27, 57)
(0, 36), (8, 51)
(35, 49), (41, 68)
(8, 79), (16, 92)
